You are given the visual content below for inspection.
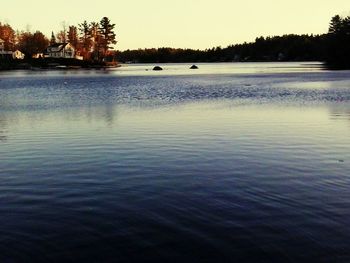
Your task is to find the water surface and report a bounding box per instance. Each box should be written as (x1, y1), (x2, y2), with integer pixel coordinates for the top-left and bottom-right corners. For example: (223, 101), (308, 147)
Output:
(0, 62), (350, 262)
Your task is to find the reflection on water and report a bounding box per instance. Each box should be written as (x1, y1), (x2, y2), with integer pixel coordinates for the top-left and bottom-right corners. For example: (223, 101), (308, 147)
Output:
(0, 62), (325, 78)
(0, 63), (350, 262)
(0, 133), (6, 142)
(0, 114), (8, 142)
(329, 104), (350, 122)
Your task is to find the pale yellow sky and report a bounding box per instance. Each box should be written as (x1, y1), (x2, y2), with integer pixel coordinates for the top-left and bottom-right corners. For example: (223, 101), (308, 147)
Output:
(1, 0), (349, 50)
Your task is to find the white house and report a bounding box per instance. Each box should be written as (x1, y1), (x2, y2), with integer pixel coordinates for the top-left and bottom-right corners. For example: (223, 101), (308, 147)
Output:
(0, 38), (13, 59)
(12, 50), (25, 60)
(0, 38), (25, 60)
(0, 38), (4, 52)
(46, 43), (76, 59)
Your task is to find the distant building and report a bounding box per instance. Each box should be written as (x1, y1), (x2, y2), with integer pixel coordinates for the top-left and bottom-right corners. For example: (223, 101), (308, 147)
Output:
(12, 50), (25, 60)
(75, 54), (83, 60)
(46, 43), (76, 59)
(46, 42), (83, 60)
(32, 53), (44, 59)
(0, 38), (13, 59)
(0, 38), (4, 52)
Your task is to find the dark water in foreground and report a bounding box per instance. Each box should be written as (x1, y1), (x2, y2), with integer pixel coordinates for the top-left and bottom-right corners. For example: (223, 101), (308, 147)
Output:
(0, 63), (350, 262)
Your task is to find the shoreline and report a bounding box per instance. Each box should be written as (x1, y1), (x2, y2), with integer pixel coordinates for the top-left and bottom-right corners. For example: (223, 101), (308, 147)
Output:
(0, 60), (327, 72)
(0, 58), (120, 71)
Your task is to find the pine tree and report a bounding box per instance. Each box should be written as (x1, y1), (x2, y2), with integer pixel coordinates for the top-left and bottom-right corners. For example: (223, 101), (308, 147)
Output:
(50, 31), (56, 45)
(89, 22), (102, 61)
(327, 15), (350, 68)
(78, 20), (92, 60)
(329, 15), (342, 34)
(99, 17), (117, 57)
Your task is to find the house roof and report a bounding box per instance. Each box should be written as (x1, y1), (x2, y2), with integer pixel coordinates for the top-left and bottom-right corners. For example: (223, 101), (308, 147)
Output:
(49, 43), (67, 48)
(47, 43), (69, 51)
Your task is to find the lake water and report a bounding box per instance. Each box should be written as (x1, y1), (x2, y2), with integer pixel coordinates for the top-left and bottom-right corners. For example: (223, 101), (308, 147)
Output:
(0, 62), (350, 262)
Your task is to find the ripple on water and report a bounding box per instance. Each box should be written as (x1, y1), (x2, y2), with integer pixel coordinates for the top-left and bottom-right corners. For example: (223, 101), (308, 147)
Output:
(0, 64), (350, 262)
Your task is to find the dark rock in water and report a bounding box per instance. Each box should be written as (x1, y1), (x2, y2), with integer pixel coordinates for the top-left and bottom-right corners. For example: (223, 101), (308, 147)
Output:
(190, 65), (198, 69)
(153, 66), (163, 71)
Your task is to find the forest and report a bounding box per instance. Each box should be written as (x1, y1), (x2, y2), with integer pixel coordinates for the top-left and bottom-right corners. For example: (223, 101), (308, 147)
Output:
(115, 14), (350, 68)
(0, 14), (350, 69)
(116, 34), (327, 63)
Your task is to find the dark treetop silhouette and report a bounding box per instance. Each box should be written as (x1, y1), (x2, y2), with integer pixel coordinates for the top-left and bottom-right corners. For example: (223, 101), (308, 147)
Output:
(326, 15), (350, 69)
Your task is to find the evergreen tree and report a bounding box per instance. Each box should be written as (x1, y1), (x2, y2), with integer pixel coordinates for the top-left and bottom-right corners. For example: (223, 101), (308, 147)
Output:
(50, 31), (56, 45)
(329, 15), (342, 34)
(326, 15), (350, 68)
(89, 22), (102, 61)
(99, 17), (117, 57)
(78, 20), (91, 56)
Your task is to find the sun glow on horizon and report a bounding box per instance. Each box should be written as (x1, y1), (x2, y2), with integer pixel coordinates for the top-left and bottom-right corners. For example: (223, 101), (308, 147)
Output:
(1, 0), (350, 51)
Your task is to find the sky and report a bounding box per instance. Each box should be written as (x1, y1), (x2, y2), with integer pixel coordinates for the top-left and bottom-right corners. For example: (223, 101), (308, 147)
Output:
(1, 0), (350, 51)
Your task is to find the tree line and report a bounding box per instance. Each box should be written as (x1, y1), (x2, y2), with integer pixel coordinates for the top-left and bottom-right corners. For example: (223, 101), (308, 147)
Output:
(116, 34), (327, 63)
(0, 17), (116, 62)
(1, 14), (350, 68)
(115, 14), (349, 69)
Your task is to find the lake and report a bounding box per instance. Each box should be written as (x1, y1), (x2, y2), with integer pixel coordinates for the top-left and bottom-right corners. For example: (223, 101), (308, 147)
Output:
(0, 62), (350, 262)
